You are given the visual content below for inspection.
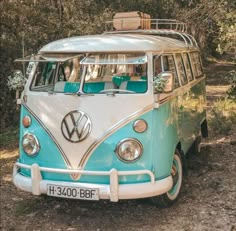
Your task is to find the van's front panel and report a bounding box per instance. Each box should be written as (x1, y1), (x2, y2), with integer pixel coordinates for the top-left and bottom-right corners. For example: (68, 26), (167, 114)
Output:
(15, 93), (173, 200)
(19, 93), (153, 180)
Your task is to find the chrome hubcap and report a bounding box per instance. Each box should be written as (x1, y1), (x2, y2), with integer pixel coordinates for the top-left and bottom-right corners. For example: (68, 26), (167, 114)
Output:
(171, 164), (179, 186)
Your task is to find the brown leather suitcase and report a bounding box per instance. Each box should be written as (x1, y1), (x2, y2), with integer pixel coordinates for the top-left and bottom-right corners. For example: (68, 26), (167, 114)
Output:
(144, 13), (151, 29)
(113, 11), (150, 30)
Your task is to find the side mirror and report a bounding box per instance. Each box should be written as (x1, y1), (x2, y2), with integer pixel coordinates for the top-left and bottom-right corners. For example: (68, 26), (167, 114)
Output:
(25, 61), (35, 79)
(153, 72), (174, 93)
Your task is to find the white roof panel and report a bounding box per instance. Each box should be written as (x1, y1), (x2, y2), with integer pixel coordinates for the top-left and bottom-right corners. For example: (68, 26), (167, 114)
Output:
(39, 34), (190, 54)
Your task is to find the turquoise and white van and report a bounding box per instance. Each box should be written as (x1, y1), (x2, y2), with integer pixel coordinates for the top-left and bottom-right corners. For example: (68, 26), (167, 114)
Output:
(13, 16), (208, 207)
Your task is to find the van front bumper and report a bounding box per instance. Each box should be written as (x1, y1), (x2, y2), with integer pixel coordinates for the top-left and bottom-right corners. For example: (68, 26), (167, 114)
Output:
(13, 163), (173, 202)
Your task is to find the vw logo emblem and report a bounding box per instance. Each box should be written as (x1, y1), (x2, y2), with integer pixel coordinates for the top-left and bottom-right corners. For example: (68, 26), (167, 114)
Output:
(61, 110), (92, 143)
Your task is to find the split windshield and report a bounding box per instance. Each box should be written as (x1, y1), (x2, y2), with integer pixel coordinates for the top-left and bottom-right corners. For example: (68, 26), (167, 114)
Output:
(30, 53), (148, 94)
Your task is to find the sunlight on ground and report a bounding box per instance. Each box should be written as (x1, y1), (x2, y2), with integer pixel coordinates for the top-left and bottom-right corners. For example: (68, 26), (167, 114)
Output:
(2, 174), (13, 183)
(202, 137), (232, 146)
(0, 149), (19, 160)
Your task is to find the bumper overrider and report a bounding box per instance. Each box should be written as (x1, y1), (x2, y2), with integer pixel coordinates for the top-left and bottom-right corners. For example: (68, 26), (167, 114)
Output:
(13, 162), (173, 202)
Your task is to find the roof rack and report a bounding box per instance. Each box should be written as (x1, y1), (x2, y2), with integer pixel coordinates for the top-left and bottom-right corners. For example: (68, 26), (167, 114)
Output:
(104, 18), (198, 48)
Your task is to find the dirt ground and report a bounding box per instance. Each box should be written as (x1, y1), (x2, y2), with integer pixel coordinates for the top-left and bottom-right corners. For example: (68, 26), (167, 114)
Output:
(0, 62), (236, 231)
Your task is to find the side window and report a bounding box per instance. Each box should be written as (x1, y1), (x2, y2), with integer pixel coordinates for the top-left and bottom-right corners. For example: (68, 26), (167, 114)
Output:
(162, 55), (180, 88)
(175, 53), (188, 85)
(190, 52), (203, 78)
(182, 53), (194, 81)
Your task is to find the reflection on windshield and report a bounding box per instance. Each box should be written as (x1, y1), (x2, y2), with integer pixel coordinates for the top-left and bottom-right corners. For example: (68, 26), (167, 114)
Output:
(31, 53), (148, 94)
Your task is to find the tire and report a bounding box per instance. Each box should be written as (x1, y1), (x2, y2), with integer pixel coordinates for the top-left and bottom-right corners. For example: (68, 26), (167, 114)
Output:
(151, 150), (183, 208)
(189, 135), (202, 156)
(201, 119), (208, 138)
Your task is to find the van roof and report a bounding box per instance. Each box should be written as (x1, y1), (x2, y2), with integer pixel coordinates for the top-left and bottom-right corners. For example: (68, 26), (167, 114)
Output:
(39, 33), (197, 54)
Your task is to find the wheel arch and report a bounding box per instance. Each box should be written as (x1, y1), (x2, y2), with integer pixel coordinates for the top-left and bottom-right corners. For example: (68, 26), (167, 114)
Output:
(176, 141), (187, 176)
(176, 142), (182, 154)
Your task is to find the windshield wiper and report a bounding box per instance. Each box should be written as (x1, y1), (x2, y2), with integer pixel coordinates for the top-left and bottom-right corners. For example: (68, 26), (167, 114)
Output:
(47, 90), (94, 96)
(64, 91), (94, 96)
(100, 89), (135, 94)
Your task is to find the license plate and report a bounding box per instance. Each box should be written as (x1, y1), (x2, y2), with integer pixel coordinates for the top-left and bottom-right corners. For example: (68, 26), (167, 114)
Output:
(47, 184), (99, 200)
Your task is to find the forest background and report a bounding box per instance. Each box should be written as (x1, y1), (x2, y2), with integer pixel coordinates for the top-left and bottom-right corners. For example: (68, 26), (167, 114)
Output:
(0, 0), (235, 130)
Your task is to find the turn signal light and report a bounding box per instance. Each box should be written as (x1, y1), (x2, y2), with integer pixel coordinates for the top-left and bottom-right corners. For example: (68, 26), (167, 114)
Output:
(22, 115), (32, 128)
(133, 119), (148, 133)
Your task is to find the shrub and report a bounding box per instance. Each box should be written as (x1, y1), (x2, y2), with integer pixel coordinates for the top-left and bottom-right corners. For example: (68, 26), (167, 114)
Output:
(209, 97), (236, 134)
(226, 70), (236, 100)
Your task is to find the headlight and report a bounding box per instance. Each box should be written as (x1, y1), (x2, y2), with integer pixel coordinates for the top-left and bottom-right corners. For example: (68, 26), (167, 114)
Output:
(22, 133), (40, 156)
(115, 138), (143, 162)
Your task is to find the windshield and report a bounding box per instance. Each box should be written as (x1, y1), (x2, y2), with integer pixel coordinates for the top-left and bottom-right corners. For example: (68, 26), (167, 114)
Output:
(31, 56), (83, 92)
(82, 53), (147, 94)
(30, 53), (148, 94)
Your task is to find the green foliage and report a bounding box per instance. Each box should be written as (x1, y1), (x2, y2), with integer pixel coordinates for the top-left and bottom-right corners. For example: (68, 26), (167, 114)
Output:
(0, 127), (19, 148)
(153, 75), (168, 93)
(7, 71), (26, 90)
(176, 0), (236, 58)
(209, 98), (236, 134)
(226, 71), (236, 100)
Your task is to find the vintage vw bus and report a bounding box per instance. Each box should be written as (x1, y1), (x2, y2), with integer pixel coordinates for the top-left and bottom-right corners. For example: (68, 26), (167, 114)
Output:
(13, 15), (208, 207)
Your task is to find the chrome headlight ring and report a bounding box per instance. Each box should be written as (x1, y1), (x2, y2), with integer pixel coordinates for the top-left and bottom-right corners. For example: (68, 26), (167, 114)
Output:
(22, 133), (40, 157)
(115, 138), (143, 163)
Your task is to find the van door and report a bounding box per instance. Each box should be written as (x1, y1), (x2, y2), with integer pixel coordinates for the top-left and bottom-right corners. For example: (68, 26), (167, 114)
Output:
(175, 53), (194, 152)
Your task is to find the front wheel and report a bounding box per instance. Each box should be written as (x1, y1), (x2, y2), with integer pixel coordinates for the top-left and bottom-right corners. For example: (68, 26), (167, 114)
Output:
(151, 150), (183, 207)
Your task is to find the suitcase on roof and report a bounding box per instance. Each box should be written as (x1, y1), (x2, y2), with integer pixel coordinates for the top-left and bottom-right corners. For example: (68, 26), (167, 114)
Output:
(143, 13), (151, 29)
(113, 11), (150, 30)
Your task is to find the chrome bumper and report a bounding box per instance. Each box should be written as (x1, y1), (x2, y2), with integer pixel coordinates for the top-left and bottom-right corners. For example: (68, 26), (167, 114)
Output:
(13, 163), (173, 202)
